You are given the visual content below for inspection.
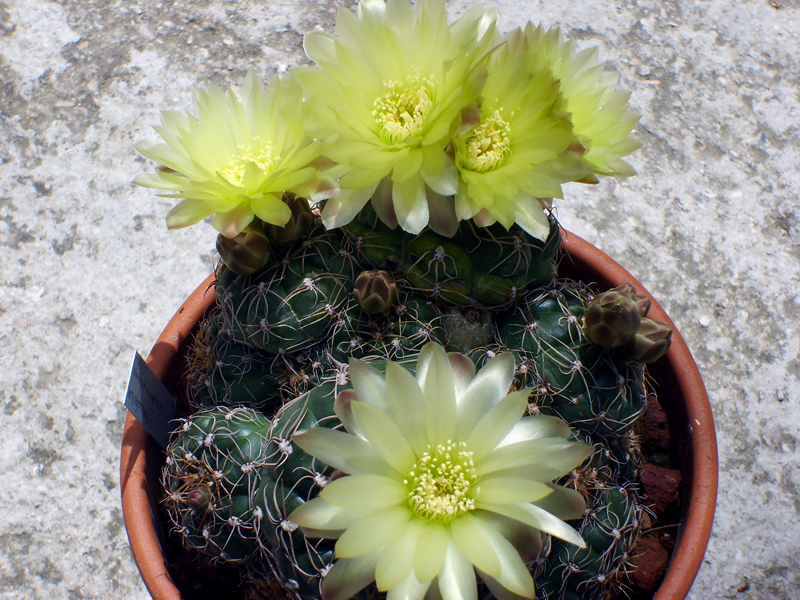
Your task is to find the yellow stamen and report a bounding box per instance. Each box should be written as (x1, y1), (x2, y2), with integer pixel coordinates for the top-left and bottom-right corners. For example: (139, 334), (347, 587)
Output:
(373, 75), (435, 144)
(406, 440), (477, 523)
(220, 139), (276, 187)
(461, 107), (512, 173)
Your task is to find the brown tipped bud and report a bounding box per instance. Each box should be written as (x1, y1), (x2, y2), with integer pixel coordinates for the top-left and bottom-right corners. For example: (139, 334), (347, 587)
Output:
(619, 318), (673, 364)
(611, 284), (651, 316)
(635, 295), (652, 317)
(354, 270), (397, 314)
(263, 194), (314, 246)
(216, 223), (271, 276)
(584, 288), (643, 349)
(186, 487), (212, 511)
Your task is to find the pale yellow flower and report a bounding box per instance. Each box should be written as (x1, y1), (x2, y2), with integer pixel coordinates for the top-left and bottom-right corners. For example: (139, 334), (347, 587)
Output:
(289, 343), (590, 600)
(295, 0), (496, 234)
(520, 24), (642, 178)
(135, 71), (337, 238)
(453, 27), (591, 241)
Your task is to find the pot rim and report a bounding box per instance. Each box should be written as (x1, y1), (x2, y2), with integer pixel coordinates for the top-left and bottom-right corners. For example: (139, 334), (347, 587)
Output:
(120, 231), (718, 600)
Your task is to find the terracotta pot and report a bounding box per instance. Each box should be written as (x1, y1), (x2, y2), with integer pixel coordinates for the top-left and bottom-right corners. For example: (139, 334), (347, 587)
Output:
(120, 231), (718, 600)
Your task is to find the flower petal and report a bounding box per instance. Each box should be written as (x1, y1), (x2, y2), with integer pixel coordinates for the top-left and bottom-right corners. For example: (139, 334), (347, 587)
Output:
(386, 571), (431, 600)
(392, 172), (429, 234)
(293, 427), (395, 475)
(336, 505), (412, 558)
(321, 474), (408, 509)
(289, 496), (367, 533)
(476, 502), (586, 549)
(349, 357), (390, 410)
(478, 510), (543, 564)
(351, 401), (416, 474)
(322, 184), (377, 230)
(413, 523), (448, 583)
(251, 193), (292, 226)
(165, 199), (215, 229)
(376, 519), (426, 591)
(472, 477), (552, 505)
(496, 415), (572, 448)
(426, 189), (459, 238)
(514, 196), (551, 241)
(476, 569), (531, 600)
(416, 342), (457, 445)
(385, 361), (429, 455)
(420, 145), (458, 196)
(455, 352), (515, 439)
(393, 149), (425, 184)
(437, 539), (478, 600)
(211, 202), (255, 237)
(334, 390), (362, 437)
(533, 483), (587, 521)
(470, 513), (535, 598)
(477, 437), (591, 477)
(321, 551), (381, 600)
(464, 389), (529, 460)
(449, 513), (501, 578)
(448, 353), (476, 400)
(304, 30), (338, 65)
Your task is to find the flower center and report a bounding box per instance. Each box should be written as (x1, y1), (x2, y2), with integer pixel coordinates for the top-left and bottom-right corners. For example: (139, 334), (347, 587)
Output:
(373, 75), (434, 144)
(220, 140), (276, 187)
(405, 440), (477, 523)
(461, 107), (512, 173)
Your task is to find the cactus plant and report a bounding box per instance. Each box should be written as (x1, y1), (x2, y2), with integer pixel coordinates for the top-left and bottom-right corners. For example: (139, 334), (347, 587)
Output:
(131, 1), (691, 598)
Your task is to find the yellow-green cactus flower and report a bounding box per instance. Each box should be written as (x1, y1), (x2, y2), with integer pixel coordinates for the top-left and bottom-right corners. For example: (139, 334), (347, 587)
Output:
(453, 26), (593, 241)
(295, 0), (496, 234)
(134, 71), (338, 238)
(289, 342), (590, 600)
(522, 23), (642, 179)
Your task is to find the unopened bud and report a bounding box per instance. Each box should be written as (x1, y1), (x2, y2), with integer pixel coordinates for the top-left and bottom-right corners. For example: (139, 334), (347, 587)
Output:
(216, 223), (271, 276)
(263, 194), (314, 246)
(186, 487), (212, 511)
(354, 270), (397, 314)
(619, 317), (673, 364)
(584, 288), (643, 349)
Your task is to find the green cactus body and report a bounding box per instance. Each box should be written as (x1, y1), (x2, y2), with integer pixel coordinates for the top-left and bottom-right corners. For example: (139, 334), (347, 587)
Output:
(169, 201), (669, 599)
(498, 287), (647, 437)
(326, 288), (446, 364)
(187, 314), (280, 412)
(535, 487), (642, 600)
(162, 406), (272, 564)
(216, 259), (350, 355)
(401, 220), (560, 307)
(340, 204), (560, 309)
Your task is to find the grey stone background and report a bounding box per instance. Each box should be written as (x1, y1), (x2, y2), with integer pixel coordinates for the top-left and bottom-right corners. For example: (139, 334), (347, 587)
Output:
(1, 0), (798, 598)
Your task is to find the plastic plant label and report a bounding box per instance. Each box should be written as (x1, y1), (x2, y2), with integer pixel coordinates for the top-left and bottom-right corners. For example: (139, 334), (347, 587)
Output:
(124, 351), (179, 449)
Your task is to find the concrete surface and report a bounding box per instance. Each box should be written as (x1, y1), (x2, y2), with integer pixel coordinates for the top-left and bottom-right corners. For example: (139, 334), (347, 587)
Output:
(1, 0), (799, 598)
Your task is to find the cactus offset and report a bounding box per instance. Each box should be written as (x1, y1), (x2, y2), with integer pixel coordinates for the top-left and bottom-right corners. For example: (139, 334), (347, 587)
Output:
(162, 406), (272, 564)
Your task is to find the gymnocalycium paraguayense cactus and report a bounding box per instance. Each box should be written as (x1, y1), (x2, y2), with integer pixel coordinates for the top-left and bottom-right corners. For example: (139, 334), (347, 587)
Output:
(134, 0), (681, 598)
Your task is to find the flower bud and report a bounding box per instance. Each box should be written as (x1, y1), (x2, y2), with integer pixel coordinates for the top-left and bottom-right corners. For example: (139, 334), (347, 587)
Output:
(619, 317), (673, 364)
(263, 194), (315, 246)
(186, 487), (212, 511)
(584, 287), (643, 349)
(354, 270), (397, 314)
(216, 223), (271, 275)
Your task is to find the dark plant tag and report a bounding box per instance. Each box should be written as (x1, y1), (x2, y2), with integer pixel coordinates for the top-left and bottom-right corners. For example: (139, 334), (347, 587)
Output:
(124, 351), (179, 448)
